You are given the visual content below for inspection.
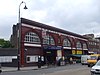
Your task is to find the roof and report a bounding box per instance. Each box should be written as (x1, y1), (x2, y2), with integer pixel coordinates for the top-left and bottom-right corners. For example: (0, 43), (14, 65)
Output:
(0, 48), (17, 56)
(21, 18), (87, 40)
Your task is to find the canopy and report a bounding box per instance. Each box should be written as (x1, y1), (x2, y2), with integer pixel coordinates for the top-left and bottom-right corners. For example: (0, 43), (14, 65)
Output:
(71, 54), (82, 57)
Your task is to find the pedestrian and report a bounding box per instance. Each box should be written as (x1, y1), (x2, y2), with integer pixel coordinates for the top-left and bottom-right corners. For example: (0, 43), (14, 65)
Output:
(38, 56), (41, 68)
(46, 58), (49, 66)
(70, 57), (73, 64)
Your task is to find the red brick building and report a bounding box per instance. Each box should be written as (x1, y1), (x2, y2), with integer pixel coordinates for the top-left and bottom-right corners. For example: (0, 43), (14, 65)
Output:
(83, 34), (100, 54)
(11, 18), (88, 66)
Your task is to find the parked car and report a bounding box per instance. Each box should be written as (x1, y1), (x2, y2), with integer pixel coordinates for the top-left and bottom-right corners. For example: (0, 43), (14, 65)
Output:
(91, 60), (100, 75)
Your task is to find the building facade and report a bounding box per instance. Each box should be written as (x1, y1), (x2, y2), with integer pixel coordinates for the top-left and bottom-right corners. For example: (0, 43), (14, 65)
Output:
(0, 48), (17, 67)
(83, 34), (100, 54)
(11, 18), (88, 66)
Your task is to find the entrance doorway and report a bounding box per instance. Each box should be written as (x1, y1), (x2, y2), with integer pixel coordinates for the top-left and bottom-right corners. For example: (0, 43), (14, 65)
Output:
(64, 49), (72, 63)
(45, 50), (56, 65)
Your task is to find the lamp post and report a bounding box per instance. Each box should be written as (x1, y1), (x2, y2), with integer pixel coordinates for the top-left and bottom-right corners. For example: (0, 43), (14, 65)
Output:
(17, 1), (28, 71)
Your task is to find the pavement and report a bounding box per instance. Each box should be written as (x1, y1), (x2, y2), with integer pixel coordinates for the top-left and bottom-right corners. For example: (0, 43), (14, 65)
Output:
(0, 63), (81, 72)
(0, 66), (47, 72)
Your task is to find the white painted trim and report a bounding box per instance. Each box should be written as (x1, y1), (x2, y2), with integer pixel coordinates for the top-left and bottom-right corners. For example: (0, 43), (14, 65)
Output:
(24, 43), (41, 47)
(77, 48), (82, 50)
(22, 23), (41, 30)
(83, 49), (88, 50)
(72, 48), (76, 49)
(88, 51), (94, 53)
(63, 47), (71, 49)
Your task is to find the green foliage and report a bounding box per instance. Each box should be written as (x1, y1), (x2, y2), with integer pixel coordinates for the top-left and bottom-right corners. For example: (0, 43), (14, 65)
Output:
(0, 39), (14, 48)
(0, 39), (5, 46)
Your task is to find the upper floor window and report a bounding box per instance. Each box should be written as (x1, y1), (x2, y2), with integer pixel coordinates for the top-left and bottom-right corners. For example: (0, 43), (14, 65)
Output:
(43, 34), (55, 45)
(24, 32), (40, 43)
(83, 43), (87, 49)
(76, 41), (82, 48)
(58, 38), (60, 44)
(63, 38), (71, 47)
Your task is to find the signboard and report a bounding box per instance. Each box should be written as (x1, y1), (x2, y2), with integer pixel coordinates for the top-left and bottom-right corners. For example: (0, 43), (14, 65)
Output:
(43, 46), (62, 50)
(77, 50), (82, 54)
(72, 50), (76, 54)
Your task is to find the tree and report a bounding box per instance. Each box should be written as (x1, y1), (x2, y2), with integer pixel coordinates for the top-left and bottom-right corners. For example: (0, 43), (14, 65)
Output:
(0, 39), (14, 48)
(0, 39), (5, 47)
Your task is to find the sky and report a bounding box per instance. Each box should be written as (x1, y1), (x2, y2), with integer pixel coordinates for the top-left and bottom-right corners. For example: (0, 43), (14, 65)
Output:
(0, 0), (100, 40)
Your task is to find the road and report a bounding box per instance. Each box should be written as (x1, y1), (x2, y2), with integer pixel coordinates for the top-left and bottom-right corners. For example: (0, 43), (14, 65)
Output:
(0, 64), (91, 75)
(46, 66), (90, 75)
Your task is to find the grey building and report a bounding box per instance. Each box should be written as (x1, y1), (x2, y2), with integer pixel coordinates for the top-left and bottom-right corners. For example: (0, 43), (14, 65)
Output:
(0, 48), (17, 67)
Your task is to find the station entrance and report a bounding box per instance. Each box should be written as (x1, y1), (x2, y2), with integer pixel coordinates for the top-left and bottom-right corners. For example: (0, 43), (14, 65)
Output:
(45, 50), (56, 65)
(63, 49), (72, 63)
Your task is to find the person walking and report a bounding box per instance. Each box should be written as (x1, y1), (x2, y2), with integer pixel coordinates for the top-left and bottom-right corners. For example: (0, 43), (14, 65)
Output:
(38, 56), (41, 68)
(70, 57), (73, 64)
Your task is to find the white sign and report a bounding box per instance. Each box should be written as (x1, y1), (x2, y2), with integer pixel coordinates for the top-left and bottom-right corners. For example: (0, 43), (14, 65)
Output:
(57, 50), (62, 57)
(27, 55), (38, 63)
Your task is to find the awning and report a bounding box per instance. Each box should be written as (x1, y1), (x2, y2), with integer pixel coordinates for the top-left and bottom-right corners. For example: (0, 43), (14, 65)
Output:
(71, 54), (82, 57)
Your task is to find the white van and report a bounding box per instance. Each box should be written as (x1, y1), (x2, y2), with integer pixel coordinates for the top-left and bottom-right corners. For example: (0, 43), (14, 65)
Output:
(81, 55), (89, 65)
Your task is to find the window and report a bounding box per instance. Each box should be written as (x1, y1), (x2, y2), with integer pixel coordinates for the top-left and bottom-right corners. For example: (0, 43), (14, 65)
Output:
(24, 32), (40, 43)
(26, 56), (38, 63)
(76, 41), (82, 48)
(58, 38), (60, 43)
(83, 43), (87, 49)
(63, 38), (71, 47)
(27, 57), (30, 62)
(43, 34), (55, 45)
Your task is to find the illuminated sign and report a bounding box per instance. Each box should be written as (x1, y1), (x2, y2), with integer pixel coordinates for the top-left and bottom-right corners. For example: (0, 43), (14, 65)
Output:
(77, 50), (82, 54)
(72, 50), (76, 54)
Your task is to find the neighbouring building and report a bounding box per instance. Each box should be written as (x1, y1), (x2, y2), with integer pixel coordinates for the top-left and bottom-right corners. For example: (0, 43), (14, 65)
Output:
(83, 34), (100, 54)
(0, 48), (17, 67)
(10, 18), (88, 67)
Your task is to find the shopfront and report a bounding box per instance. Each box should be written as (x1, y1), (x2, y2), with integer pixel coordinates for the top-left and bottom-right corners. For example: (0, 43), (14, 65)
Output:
(63, 47), (72, 63)
(43, 45), (62, 65)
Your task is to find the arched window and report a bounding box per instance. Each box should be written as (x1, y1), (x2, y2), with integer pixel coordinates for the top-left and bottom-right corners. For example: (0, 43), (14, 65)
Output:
(83, 43), (87, 49)
(63, 38), (71, 47)
(76, 41), (82, 48)
(43, 34), (55, 45)
(58, 38), (60, 43)
(24, 32), (40, 43)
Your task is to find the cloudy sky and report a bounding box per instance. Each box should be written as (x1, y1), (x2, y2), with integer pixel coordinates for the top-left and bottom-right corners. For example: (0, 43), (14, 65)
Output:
(0, 0), (100, 40)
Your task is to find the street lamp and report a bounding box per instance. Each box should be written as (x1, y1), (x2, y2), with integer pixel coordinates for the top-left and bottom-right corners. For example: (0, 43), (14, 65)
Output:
(17, 1), (28, 71)
(19, 1), (28, 23)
